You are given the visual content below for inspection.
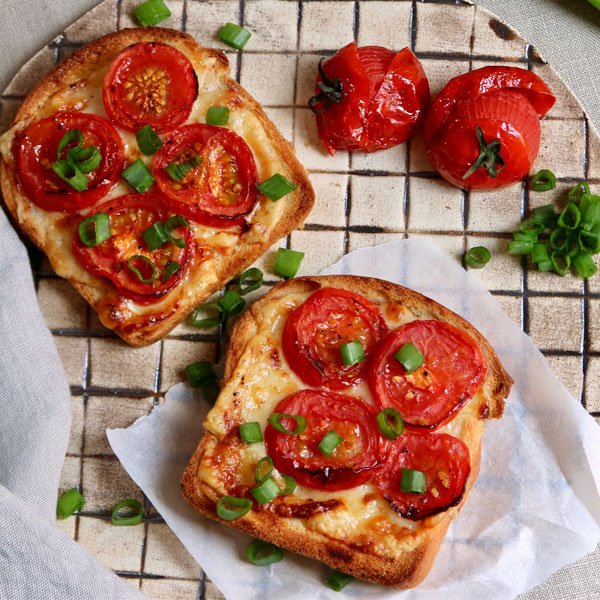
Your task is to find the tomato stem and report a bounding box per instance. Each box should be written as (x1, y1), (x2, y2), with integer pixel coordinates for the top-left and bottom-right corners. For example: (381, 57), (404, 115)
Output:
(308, 58), (344, 114)
(462, 126), (505, 180)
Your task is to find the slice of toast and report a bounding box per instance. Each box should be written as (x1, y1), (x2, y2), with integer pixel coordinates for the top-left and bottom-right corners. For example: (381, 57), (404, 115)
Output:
(0, 28), (314, 345)
(182, 275), (513, 588)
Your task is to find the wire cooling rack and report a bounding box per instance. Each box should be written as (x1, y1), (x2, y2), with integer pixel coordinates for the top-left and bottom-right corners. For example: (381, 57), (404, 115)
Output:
(1, 0), (599, 598)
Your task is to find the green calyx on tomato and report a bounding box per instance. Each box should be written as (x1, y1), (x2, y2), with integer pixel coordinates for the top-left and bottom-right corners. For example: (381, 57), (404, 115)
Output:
(462, 125), (505, 180)
(308, 58), (344, 114)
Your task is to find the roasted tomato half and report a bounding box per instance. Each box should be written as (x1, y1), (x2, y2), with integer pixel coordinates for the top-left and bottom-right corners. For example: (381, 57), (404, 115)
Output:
(309, 42), (430, 154)
(282, 287), (389, 390)
(424, 66), (555, 190)
(368, 320), (487, 429)
(72, 193), (194, 303)
(374, 431), (470, 520)
(14, 111), (125, 212)
(151, 124), (258, 228)
(264, 389), (382, 492)
(103, 42), (198, 133)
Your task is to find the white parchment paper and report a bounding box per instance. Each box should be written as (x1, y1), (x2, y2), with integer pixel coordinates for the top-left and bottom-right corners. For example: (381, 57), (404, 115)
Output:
(108, 238), (600, 600)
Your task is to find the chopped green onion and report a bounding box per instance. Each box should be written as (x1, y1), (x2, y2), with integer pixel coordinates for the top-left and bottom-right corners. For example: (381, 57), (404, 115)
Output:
(339, 341), (364, 366)
(557, 202), (581, 229)
(572, 253), (597, 278)
(206, 106), (230, 126)
(400, 468), (426, 494)
(219, 290), (245, 315)
(268, 413), (306, 436)
(68, 146), (102, 174)
(237, 267), (264, 295)
(551, 251), (571, 276)
(134, 0), (171, 26)
(240, 422), (263, 445)
(326, 570), (354, 592)
(394, 342), (424, 374)
(254, 457), (273, 484)
(52, 160), (88, 191)
(508, 240), (534, 255)
(216, 496), (252, 520)
(549, 228), (570, 252)
(317, 430), (343, 456)
(246, 539), (283, 566)
(78, 212), (110, 247)
(513, 231), (538, 243)
(143, 221), (168, 251)
(579, 230), (600, 254)
(56, 129), (83, 160)
(122, 159), (154, 193)
(579, 193), (600, 228)
(136, 124), (163, 155)
(537, 259), (553, 272)
(127, 255), (157, 283)
(56, 487), (85, 519)
(166, 153), (201, 181)
(568, 181), (590, 203)
(164, 215), (189, 248)
(201, 378), (220, 404)
(185, 360), (216, 388)
(251, 476), (281, 505)
(190, 302), (224, 328)
(274, 248), (304, 278)
(162, 261), (181, 283)
(280, 474), (296, 495)
(257, 173), (297, 201)
(111, 499), (144, 526)
(531, 243), (549, 264)
(376, 408), (404, 440)
(464, 246), (491, 269)
(530, 169), (556, 192)
(533, 204), (557, 229)
(217, 22), (252, 50)
(518, 217), (544, 236)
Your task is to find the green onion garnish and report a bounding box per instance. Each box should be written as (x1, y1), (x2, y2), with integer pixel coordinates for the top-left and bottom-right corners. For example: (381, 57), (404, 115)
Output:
(531, 243), (549, 265)
(143, 221), (168, 251)
(162, 261), (181, 283)
(557, 202), (581, 230)
(217, 22), (252, 50)
(400, 468), (426, 494)
(376, 408), (404, 440)
(518, 217), (544, 236)
(56, 129), (83, 159)
(530, 169), (556, 192)
(190, 302), (224, 328)
(568, 181), (590, 203)
(579, 229), (600, 253)
(549, 228), (570, 252)
(551, 251), (571, 276)
(274, 248), (304, 279)
(68, 146), (102, 174)
(134, 0), (171, 26)
(464, 246), (491, 269)
(579, 193), (600, 228)
(56, 487), (85, 519)
(111, 498), (144, 526)
(206, 106), (230, 126)
(251, 476), (281, 505)
(237, 267), (264, 295)
(257, 173), (297, 201)
(246, 539), (284, 566)
(508, 239), (534, 255)
(254, 456), (273, 484)
(164, 215), (189, 248)
(78, 212), (110, 247)
(216, 496), (252, 520)
(219, 290), (245, 315)
(317, 430), (343, 457)
(268, 413), (306, 436)
(122, 159), (154, 193)
(394, 342), (424, 374)
(572, 253), (597, 278)
(532, 204), (557, 229)
(52, 160), (88, 191)
(201, 378), (220, 405)
(339, 340), (364, 366)
(127, 255), (157, 283)
(136, 124), (163, 155)
(166, 153), (201, 181)
(326, 570), (354, 592)
(240, 422), (263, 445)
(280, 474), (296, 495)
(537, 259), (553, 272)
(185, 360), (216, 388)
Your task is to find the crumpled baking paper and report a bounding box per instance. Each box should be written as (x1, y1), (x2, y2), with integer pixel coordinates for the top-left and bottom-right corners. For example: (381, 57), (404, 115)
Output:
(108, 238), (600, 600)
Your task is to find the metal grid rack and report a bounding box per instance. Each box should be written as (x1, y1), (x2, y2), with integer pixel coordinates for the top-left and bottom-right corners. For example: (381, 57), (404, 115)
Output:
(1, 0), (599, 598)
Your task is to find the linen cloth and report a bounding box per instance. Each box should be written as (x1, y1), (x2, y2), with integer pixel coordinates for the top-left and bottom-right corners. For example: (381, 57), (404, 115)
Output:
(0, 1), (599, 599)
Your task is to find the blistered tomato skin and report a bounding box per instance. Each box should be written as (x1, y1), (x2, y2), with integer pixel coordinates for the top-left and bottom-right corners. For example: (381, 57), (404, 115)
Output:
(424, 66), (555, 191)
(310, 42), (430, 154)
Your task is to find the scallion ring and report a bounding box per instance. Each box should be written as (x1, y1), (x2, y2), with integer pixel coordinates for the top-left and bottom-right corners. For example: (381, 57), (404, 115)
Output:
(122, 159), (154, 193)
(56, 129), (83, 159)
(52, 160), (88, 192)
(394, 342), (424, 374)
(134, 0), (172, 26)
(246, 539), (284, 566)
(127, 255), (157, 283)
(531, 243), (549, 265)
(190, 302), (224, 329)
(572, 253), (597, 278)
(551, 251), (571, 276)
(166, 153), (201, 181)
(464, 246), (491, 269)
(251, 476), (281, 505)
(257, 173), (297, 202)
(143, 221), (168, 251)
(339, 340), (364, 366)
(216, 496), (252, 521)
(530, 169), (556, 192)
(279, 474), (296, 495)
(164, 215), (189, 248)
(317, 430), (343, 457)
(268, 413), (306, 436)
(240, 421), (263, 445)
(184, 360), (216, 388)
(78, 212), (110, 247)
(400, 468), (426, 494)
(56, 487), (85, 519)
(135, 124), (163, 155)
(237, 267), (264, 295)
(254, 456), (273, 484)
(206, 106), (230, 126)
(162, 261), (181, 284)
(532, 204), (557, 229)
(568, 181), (590, 203)
(376, 408), (404, 440)
(508, 240), (534, 255)
(326, 570), (354, 592)
(217, 22), (252, 50)
(273, 248), (304, 279)
(111, 498), (144, 526)
(67, 145), (102, 174)
(218, 290), (245, 316)
(557, 202), (581, 230)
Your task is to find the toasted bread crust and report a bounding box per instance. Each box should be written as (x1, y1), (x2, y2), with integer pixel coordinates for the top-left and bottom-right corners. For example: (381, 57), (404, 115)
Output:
(181, 275), (513, 588)
(0, 28), (314, 346)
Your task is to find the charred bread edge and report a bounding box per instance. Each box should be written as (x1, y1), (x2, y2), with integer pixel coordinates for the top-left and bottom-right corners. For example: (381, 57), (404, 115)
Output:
(0, 27), (314, 346)
(181, 275), (513, 588)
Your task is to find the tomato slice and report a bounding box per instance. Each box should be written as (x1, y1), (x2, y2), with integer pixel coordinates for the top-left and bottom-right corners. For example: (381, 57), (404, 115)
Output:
(424, 66), (555, 145)
(368, 320), (487, 429)
(373, 432), (470, 520)
(282, 287), (389, 390)
(312, 42), (429, 154)
(14, 111), (125, 212)
(427, 90), (541, 190)
(151, 124), (258, 227)
(264, 389), (382, 492)
(103, 42), (198, 133)
(72, 193), (194, 303)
